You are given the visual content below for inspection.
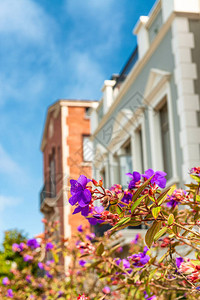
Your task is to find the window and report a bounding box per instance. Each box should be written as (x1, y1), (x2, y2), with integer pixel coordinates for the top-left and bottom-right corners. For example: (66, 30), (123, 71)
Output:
(134, 127), (144, 173)
(118, 140), (132, 188)
(57, 146), (61, 174)
(159, 102), (173, 180)
(85, 107), (90, 119)
(83, 136), (93, 162)
(197, 111), (200, 127)
(49, 148), (56, 197)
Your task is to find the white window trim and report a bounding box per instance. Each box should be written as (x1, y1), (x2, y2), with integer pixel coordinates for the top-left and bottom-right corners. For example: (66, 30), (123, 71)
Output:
(131, 113), (148, 173)
(93, 144), (110, 188)
(148, 81), (179, 184)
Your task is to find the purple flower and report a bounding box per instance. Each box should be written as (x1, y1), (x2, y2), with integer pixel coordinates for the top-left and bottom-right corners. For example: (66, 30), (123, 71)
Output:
(7, 289), (13, 298)
(72, 205), (90, 217)
(19, 242), (26, 251)
(176, 257), (184, 268)
(129, 246), (150, 268)
(77, 225), (83, 232)
(86, 233), (95, 241)
(132, 233), (140, 244)
(126, 171), (141, 189)
(26, 275), (31, 283)
(12, 243), (20, 252)
(122, 259), (130, 269)
(58, 291), (64, 298)
(45, 242), (54, 252)
(24, 254), (33, 262)
(38, 262), (44, 269)
(79, 260), (86, 267)
(144, 291), (156, 300)
(87, 206), (104, 225)
(27, 239), (40, 249)
(2, 277), (10, 286)
(69, 175), (91, 210)
(142, 169), (167, 189)
(119, 191), (132, 208)
(46, 272), (53, 278)
(115, 258), (130, 269)
(166, 189), (186, 208)
(46, 260), (54, 266)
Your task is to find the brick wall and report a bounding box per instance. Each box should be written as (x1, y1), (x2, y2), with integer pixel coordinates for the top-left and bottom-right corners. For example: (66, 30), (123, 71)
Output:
(66, 106), (92, 235)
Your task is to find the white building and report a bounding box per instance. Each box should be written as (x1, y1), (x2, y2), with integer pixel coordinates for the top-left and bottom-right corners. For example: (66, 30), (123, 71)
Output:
(91, 0), (200, 191)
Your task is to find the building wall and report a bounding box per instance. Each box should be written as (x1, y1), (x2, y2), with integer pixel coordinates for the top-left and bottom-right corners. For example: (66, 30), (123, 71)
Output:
(65, 106), (92, 237)
(41, 101), (96, 241)
(42, 109), (64, 232)
(92, 3), (200, 189)
(93, 27), (183, 186)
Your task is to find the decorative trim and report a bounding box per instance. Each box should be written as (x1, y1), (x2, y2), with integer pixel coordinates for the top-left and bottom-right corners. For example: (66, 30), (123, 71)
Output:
(145, 70), (178, 182)
(92, 13), (175, 138)
(172, 16), (200, 181)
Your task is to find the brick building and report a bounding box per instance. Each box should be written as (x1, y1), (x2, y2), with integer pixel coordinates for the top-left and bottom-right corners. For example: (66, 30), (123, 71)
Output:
(40, 99), (98, 243)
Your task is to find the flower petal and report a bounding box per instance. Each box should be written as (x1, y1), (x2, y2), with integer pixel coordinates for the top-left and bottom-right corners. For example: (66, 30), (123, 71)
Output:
(83, 189), (92, 203)
(72, 206), (82, 214)
(69, 193), (80, 206)
(70, 180), (82, 194)
(133, 171), (141, 182)
(81, 205), (90, 216)
(126, 172), (134, 178)
(142, 169), (154, 178)
(77, 175), (90, 188)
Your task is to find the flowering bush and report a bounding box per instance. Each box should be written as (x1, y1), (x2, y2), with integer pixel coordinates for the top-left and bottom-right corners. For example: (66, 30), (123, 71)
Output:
(68, 168), (200, 299)
(1, 167), (200, 299)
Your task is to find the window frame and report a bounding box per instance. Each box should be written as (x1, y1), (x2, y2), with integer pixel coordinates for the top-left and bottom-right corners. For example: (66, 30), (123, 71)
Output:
(82, 135), (93, 162)
(148, 82), (179, 187)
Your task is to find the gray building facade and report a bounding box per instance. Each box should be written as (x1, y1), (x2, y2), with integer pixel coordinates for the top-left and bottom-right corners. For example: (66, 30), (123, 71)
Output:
(91, 0), (200, 190)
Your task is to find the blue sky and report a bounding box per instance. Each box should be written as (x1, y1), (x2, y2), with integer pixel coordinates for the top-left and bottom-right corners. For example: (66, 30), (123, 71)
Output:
(0, 0), (155, 241)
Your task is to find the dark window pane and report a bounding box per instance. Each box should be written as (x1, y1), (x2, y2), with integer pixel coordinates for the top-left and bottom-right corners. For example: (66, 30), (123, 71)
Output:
(160, 102), (172, 180)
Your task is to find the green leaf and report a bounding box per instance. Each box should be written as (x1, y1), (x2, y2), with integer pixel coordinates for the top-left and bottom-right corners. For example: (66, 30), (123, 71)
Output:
(145, 221), (161, 248)
(116, 205), (123, 216)
(118, 192), (124, 201)
(131, 176), (153, 203)
(158, 252), (169, 263)
(191, 174), (200, 183)
(154, 227), (167, 241)
(52, 252), (59, 264)
(157, 187), (172, 205)
(96, 242), (104, 256)
(88, 260), (101, 269)
(152, 207), (161, 219)
(110, 217), (131, 231)
(149, 196), (155, 203)
(131, 195), (146, 213)
(149, 268), (158, 280)
(168, 214), (174, 225)
(126, 220), (141, 227)
(109, 205), (116, 214)
(196, 195), (200, 203)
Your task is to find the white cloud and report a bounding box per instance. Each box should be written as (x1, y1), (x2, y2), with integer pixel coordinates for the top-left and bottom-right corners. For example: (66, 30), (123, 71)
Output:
(0, 144), (23, 176)
(65, 51), (104, 99)
(0, 195), (21, 212)
(0, 0), (57, 44)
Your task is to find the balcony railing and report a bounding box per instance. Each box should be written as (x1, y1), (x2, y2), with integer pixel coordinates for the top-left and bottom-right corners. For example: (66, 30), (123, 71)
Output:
(40, 181), (56, 208)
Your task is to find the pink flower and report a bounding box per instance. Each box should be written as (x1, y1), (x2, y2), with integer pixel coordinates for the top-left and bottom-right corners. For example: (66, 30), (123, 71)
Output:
(77, 294), (88, 300)
(179, 261), (196, 274)
(102, 286), (111, 294)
